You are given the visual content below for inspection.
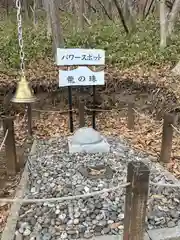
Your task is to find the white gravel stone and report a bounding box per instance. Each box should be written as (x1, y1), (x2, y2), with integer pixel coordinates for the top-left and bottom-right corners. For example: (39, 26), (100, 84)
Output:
(23, 228), (31, 236)
(15, 136), (180, 240)
(55, 209), (60, 215)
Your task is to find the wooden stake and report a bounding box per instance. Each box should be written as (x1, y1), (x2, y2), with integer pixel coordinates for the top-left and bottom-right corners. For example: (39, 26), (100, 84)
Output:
(127, 102), (135, 129)
(160, 113), (174, 163)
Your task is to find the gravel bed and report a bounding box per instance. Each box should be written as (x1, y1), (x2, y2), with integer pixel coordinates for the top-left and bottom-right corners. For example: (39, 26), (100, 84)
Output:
(14, 136), (180, 240)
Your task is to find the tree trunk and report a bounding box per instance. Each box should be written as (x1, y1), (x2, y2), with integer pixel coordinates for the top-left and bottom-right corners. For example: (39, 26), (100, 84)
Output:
(32, 0), (37, 28)
(160, 0), (168, 48)
(70, 0), (76, 13)
(49, 0), (65, 60)
(172, 61), (180, 75)
(79, 0), (85, 30)
(168, 0), (180, 35)
(123, 0), (129, 21)
(113, 0), (129, 34)
(23, 0), (33, 20)
(108, 0), (113, 19)
(43, 0), (52, 38)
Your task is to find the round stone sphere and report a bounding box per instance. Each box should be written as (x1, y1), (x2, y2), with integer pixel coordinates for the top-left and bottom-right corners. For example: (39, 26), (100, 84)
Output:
(71, 127), (103, 145)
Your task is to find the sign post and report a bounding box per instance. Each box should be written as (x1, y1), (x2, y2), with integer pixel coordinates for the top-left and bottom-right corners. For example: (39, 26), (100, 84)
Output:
(57, 48), (105, 132)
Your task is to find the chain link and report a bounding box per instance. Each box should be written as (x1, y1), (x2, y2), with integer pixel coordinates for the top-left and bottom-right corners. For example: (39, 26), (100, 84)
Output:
(16, 0), (25, 77)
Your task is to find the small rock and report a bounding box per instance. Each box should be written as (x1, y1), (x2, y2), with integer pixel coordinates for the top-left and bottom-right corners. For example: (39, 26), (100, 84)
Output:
(48, 203), (55, 208)
(110, 222), (121, 229)
(42, 233), (51, 240)
(74, 212), (80, 218)
(44, 173), (49, 177)
(95, 203), (102, 209)
(118, 225), (124, 230)
(170, 210), (179, 218)
(18, 228), (24, 234)
(30, 237), (36, 240)
(15, 233), (23, 240)
(23, 228), (31, 236)
(58, 213), (66, 221)
(55, 209), (60, 215)
(84, 186), (90, 193)
(20, 222), (29, 229)
(167, 221), (176, 228)
(30, 187), (36, 193)
(34, 223), (42, 232)
(84, 232), (93, 239)
(107, 220), (114, 224)
(92, 219), (98, 225)
(98, 220), (107, 226)
(50, 182), (55, 188)
(67, 219), (73, 226)
(96, 214), (104, 221)
(67, 229), (77, 235)
(118, 213), (124, 220)
(37, 180), (41, 184)
(51, 219), (55, 226)
(74, 218), (79, 225)
(101, 227), (111, 234)
(61, 231), (68, 239)
(79, 224), (86, 233)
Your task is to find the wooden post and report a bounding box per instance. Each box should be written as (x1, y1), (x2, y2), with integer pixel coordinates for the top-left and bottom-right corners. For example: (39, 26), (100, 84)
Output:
(123, 161), (149, 240)
(127, 102), (135, 129)
(2, 116), (17, 175)
(79, 98), (85, 127)
(27, 104), (32, 137)
(160, 113), (174, 163)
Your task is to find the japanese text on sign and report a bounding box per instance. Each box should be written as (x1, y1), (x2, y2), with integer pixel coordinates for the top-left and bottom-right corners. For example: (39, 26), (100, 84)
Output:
(57, 48), (105, 66)
(59, 66), (104, 87)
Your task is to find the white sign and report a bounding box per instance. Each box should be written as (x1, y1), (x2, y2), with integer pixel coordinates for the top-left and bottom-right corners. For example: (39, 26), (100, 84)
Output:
(57, 48), (105, 66)
(59, 66), (104, 87)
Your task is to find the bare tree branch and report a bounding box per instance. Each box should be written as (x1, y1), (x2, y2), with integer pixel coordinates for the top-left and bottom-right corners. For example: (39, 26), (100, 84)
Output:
(96, 0), (114, 21)
(83, 13), (91, 25)
(112, 0), (129, 34)
(85, 0), (97, 13)
(144, 0), (155, 18)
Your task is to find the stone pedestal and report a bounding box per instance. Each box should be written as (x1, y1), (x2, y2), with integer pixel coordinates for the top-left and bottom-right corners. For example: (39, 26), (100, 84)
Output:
(68, 127), (110, 153)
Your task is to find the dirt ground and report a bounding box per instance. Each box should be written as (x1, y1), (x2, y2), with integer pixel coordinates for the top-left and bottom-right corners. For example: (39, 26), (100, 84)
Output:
(1, 65), (180, 234)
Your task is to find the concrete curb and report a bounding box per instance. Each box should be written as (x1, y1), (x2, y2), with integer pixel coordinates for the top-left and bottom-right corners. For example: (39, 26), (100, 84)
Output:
(147, 226), (180, 240)
(80, 233), (150, 240)
(80, 229), (180, 240)
(1, 140), (37, 240)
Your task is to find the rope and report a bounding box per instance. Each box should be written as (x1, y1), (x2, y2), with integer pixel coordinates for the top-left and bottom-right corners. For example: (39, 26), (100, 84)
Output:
(171, 124), (180, 135)
(132, 108), (153, 122)
(1, 181), (180, 203)
(150, 182), (180, 188)
(0, 129), (8, 152)
(84, 106), (114, 112)
(32, 109), (77, 114)
(32, 107), (115, 113)
(0, 182), (130, 203)
(132, 108), (162, 125)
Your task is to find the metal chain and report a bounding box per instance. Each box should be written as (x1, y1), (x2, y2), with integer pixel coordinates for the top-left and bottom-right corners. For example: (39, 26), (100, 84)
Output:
(16, 0), (25, 77)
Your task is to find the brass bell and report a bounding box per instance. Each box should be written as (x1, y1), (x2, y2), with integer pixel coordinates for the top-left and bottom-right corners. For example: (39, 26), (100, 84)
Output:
(11, 76), (37, 103)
